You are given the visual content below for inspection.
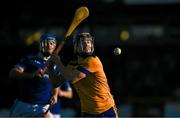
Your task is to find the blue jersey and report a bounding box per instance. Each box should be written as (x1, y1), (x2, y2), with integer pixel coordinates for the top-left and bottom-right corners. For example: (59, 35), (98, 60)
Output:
(50, 82), (72, 114)
(15, 53), (60, 105)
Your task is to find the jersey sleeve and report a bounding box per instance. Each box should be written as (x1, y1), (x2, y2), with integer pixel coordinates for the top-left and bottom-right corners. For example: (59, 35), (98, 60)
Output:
(60, 82), (72, 91)
(76, 56), (99, 75)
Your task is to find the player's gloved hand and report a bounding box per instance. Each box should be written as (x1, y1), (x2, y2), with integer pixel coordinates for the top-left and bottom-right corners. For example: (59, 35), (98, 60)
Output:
(60, 35), (72, 45)
(66, 35), (72, 41)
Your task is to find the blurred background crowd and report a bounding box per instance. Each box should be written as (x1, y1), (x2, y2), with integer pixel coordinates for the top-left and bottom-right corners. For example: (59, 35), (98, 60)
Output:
(0, 0), (180, 117)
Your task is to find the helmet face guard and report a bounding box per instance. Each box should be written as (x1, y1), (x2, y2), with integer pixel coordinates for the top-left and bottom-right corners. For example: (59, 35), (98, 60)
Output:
(73, 32), (94, 56)
(40, 33), (57, 56)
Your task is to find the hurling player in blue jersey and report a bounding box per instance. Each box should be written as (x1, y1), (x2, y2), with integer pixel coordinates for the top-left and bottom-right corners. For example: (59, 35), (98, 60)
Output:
(50, 82), (73, 118)
(9, 33), (61, 117)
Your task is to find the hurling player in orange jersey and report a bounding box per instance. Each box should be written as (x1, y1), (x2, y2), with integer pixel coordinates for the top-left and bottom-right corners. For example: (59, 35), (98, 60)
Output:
(48, 32), (118, 117)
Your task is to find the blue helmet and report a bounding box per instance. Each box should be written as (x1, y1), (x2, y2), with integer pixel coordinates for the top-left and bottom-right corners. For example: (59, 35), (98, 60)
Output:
(40, 33), (57, 42)
(39, 33), (57, 56)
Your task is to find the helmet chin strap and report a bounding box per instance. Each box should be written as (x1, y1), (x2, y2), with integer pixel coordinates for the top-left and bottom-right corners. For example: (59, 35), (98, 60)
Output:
(76, 50), (93, 58)
(75, 46), (94, 58)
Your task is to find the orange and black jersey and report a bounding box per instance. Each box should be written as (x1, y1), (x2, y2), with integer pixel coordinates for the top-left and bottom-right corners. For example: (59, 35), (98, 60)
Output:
(67, 54), (115, 114)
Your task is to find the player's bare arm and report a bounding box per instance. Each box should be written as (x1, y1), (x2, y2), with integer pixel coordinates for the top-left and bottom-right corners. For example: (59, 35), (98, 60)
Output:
(59, 89), (73, 98)
(50, 87), (59, 105)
